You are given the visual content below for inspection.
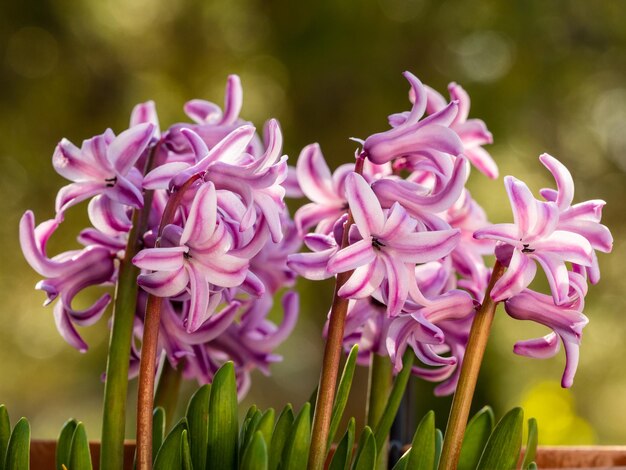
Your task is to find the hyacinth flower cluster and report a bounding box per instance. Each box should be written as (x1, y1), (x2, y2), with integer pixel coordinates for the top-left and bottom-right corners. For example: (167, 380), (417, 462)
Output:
(286, 72), (612, 469)
(19, 76), (300, 468)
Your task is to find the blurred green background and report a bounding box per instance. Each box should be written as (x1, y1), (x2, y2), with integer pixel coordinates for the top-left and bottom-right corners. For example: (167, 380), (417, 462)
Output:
(1, 0), (624, 445)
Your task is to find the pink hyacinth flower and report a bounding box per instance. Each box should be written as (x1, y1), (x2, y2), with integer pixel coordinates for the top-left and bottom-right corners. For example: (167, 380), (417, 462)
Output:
(474, 174), (594, 305)
(326, 173), (460, 316)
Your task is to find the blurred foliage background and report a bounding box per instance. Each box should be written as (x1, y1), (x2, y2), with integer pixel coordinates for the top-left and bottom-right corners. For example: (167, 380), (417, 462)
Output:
(1, 0), (624, 445)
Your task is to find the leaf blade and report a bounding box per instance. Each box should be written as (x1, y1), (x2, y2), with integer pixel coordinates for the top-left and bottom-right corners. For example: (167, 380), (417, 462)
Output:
(476, 408), (523, 470)
(207, 362), (239, 470)
(407, 411), (435, 470)
(328, 345), (358, 448)
(185, 384), (210, 470)
(458, 406), (495, 470)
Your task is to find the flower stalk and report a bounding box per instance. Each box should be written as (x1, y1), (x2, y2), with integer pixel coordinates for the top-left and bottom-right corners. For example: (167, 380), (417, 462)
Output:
(307, 155), (365, 470)
(438, 260), (506, 470)
(136, 174), (202, 470)
(100, 147), (158, 470)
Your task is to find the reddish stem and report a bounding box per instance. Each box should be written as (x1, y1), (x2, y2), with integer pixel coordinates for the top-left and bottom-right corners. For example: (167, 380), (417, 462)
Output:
(308, 155), (365, 470)
(135, 174), (203, 470)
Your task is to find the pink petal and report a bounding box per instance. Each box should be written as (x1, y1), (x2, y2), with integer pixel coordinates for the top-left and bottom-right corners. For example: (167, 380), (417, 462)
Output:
(327, 239), (376, 274)
(380, 203), (417, 239)
(287, 249), (335, 280)
(389, 229), (460, 264)
(381, 254), (409, 316)
(345, 173), (384, 237)
(185, 263), (212, 332)
(184, 99), (222, 124)
(532, 230), (593, 265)
(296, 143), (338, 205)
(143, 162), (190, 190)
(130, 101), (160, 137)
(132, 246), (187, 271)
(181, 128), (209, 161)
(448, 82), (471, 123)
(181, 182), (217, 245)
(402, 71), (428, 125)
(513, 333), (560, 359)
(220, 74), (243, 125)
(294, 202), (343, 234)
(530, 253), (571, 305)
(539, 153), (574, 211)
(338, 257), (385, 299)
(52, 139), (100, 181)
(454, 119), (493, 147)
(504, 176), (537, 237)
(464, 146), (498, 179)
(137, 267), (189, 297)
(192, 253), (248, 288)
(473, 223), (519, 245)
(55, 181), (106, 214)
(108, 123), (154, 175)
(105, 173), (143, 208)
(491, 250), (537, 301)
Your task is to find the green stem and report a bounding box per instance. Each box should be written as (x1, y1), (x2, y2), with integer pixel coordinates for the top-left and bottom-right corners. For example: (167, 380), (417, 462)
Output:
(367, 354), (393, 469)
(100, 193), (154, 470)
(154, 360), (184, 425)
(438, 260), (506, 470)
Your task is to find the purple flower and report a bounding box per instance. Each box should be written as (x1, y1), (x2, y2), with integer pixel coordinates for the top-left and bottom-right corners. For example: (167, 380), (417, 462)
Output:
(538, 153), (613, 283)
(294, 143), (354, 234)
(425, 82), (497, 178)
(19, 211), (115, 352)
(133, 182), (249, 332)
(53, 123), (155, 214)
(504, 272), (589, 387)
(474, 173), (594, 304)
(326, 173), (460, 315)
(363, 72), (464, 165)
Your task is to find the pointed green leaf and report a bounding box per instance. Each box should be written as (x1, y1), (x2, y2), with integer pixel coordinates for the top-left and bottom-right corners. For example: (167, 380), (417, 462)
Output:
(351, 426), (377, 470)
(181, 429), (192, 470)
(307, 387), (318, 424)
(328, 418), (355, 470)
(154, 418), (187, 470)
(281, 402), (311, 470)
(4, 418), (29, 470)
(269, 405), (294, 470)
(434, 428), (443, 470)
(68, 423), (92, 470)
(522, 418), (538, 470)
(328, 345), (358, 447)
(256, 409), (275, 448)
(458, 406), (495, 470)
(185, 384), (210, 470)
(407, 411), (435, 470)
(207, 362), (238, 470)
(240, 405), (258, 447)
(374, 352), (414, 455)
(0, 406), (10, 470)
(153, 407), (166, 464)
(392, 449), (410, 470)
(241, 431), (268, 470)
(240, 410), (262, 461)
(56, 419), (77, 470)
(476, 408), (523, 470)
(527, 462), (537, 470)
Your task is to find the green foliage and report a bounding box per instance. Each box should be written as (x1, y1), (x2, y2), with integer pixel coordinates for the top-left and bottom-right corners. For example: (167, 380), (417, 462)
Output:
(458, 406), (495, 470)
(0, 406), (10, 470)
(154, 418), (187, 470)
(207, 363), (239, 469)
(351, 426), (377, 470)
(241, 432), (268, 470)
(152, 407), (166, 464)
(328, 418), (355, 470)
(68, 423), (92, 470)
(328, 345), (359, 447)
(280, 402), (311, 470)
(4, 417), (30, 470)
(476, 407), (524, 470)
(407, 411), (436, 470)
(522, 418), (539, 470)
(56, 419), (78, 470)
(268, 405), (294, 470)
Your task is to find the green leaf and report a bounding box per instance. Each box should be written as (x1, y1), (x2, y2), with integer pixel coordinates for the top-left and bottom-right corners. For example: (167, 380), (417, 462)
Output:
(68, 423), (93, 470)
(522, 418), (538, 470)
(328, 345), (358, 447)
(476, 408), (523, 470)
(458, 406), (495, 470)
(0, 406), (10, 470)
(527, 462), (537, 470)
(56, 419), (77, 470)
(328, 418), (355, 470)
(374, 352), (414, 455)
(239, 409), (263, 460)
(4, 418), (29, 470)
(153, 407), (166, 464)
(434, 428), (443, 470)
(351, 426), (377, 470)
(185, 384), (210, 470)
(180, 430), (192, 470)
(280, 402), (311, 470)
(407, 411), (435, 470)
(154, 418), (187, 470)
(307, 387), (318, 424)
(269, 405), (294, 470)
(207, 362), (239, 470)
(392, 449), (410, 470)
(241, 431), (268, 470)
(255, 409), (276, 448)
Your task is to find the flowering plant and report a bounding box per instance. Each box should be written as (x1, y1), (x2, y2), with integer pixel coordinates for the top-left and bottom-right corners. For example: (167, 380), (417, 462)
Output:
(5, 71), (612, 470)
